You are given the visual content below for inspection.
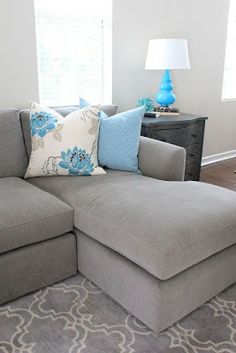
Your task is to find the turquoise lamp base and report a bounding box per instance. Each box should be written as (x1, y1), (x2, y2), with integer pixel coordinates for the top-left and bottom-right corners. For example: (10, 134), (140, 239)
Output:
(156, 69), (176, 107)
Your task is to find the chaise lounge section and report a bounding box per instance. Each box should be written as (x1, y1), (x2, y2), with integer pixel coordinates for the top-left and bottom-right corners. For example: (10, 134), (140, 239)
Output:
(29, 167), (236, 333)
(0, 107), (235, 334)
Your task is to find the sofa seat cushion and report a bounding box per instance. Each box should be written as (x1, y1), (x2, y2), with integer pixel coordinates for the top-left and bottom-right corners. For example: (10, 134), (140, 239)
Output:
(0, 177), (73, 254)
(29, 171), (236, 280)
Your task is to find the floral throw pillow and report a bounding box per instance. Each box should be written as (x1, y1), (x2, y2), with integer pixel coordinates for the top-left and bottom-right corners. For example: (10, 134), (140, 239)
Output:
(25, 102), (106, 178)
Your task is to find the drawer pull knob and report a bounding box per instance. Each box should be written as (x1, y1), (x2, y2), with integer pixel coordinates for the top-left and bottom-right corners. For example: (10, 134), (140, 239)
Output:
(191, 134), (197, 138)
(189, 153), (195, 157)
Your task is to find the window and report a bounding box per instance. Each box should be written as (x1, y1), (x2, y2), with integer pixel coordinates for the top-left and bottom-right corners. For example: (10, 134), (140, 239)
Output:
(222, 0), (236, 100)
(34, 0), (112, 105)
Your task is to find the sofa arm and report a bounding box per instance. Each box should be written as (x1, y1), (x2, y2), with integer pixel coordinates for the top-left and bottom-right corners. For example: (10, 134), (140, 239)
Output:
(138, 136), (186, 181)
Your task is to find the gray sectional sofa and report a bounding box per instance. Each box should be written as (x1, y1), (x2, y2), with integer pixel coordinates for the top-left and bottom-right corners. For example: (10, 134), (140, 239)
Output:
(0, 107), (235, 334)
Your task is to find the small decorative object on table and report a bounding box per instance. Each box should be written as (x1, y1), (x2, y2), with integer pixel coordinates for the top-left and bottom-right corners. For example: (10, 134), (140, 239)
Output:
(144, 111), (159, 118)
(136, 97), (154, 112)
(145, 38), (190, 112)
(154, 106), (180, 116)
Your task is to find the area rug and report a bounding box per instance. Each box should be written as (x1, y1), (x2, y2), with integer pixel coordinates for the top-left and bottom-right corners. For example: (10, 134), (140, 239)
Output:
(0, 274), (235, 353)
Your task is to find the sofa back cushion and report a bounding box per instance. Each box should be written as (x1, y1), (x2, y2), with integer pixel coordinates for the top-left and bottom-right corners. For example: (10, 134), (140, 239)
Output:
(20, 104), (118, 159)
(0, 109), (28, 177)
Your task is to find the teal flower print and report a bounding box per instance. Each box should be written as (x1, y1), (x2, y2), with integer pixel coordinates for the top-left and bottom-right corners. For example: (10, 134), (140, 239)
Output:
(58, 147), (94, 176)
(31, 111), (58, 138)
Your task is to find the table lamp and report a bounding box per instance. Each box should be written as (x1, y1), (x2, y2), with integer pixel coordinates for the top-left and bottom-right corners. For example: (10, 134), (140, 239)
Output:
(145, 39), (190, 110)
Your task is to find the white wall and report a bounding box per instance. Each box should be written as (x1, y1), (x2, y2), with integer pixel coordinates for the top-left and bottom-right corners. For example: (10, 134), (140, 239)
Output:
(0, 0), (39, 108)
(0, 0), (235, 156)
(113, 0), (236, 157)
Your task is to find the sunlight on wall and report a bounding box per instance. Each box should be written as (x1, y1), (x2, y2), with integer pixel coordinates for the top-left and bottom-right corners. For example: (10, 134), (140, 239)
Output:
(222, 0), (236, 100)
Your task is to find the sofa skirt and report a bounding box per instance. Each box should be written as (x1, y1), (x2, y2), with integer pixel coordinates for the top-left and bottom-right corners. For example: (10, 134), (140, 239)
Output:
(76, 229), (236, 333)
(0, 233), (77, 305)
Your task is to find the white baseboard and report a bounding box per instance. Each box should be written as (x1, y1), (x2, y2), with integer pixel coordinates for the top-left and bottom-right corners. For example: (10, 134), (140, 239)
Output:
(202, 150), (236, 166)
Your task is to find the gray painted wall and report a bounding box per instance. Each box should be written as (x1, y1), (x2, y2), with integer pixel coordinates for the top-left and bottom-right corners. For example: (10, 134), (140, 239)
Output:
(0, 0), (39, 108)
(113, 0), (236, 156)
(0, 0), (235, 156)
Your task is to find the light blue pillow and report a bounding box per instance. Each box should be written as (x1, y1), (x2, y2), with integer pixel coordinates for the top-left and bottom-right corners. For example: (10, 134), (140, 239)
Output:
(79, 98), (108, 119)
(79, 97), (93, 109)
(99, 106), (146, 173)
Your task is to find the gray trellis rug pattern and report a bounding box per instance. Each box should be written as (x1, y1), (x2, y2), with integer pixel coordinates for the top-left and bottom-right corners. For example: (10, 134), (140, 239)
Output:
(0, 274), (235, 353)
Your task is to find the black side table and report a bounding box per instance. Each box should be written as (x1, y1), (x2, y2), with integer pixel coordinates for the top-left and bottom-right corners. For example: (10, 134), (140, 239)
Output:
(141, 113), (208, 181)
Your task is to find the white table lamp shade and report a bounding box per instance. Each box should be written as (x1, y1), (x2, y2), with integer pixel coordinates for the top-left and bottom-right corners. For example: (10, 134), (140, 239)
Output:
(145, 39), (190, 70)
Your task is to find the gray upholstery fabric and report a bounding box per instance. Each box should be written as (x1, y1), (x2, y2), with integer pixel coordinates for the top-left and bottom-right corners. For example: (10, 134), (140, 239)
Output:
(0, 177), (73, 254)
(20, 104), (118, 159)
(76, 229), (236, 333)
(0, 233), (77, 305)
(0, 109), (28, 177)
(20, 110), (33, 158)
(101, 104), (118, 116)
(139, 136), (186, 181)
(29, 171), (236, 280)
(51, 104), (118, 117)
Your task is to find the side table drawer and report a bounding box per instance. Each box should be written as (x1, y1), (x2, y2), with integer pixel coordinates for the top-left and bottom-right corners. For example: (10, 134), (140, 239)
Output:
(141, 114), (207, 181)
(185, 163), (200, 181)
(151, 124), (203, 148)
(185, 144), (202, 166)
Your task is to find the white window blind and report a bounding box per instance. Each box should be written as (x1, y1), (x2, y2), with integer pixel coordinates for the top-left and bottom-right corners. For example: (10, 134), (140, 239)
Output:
(222, 0), (236, 100)
(34, 0), (112, 105)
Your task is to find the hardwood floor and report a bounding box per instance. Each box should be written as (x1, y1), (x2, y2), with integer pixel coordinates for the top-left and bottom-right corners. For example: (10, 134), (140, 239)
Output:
(200, 158), (236, 191)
